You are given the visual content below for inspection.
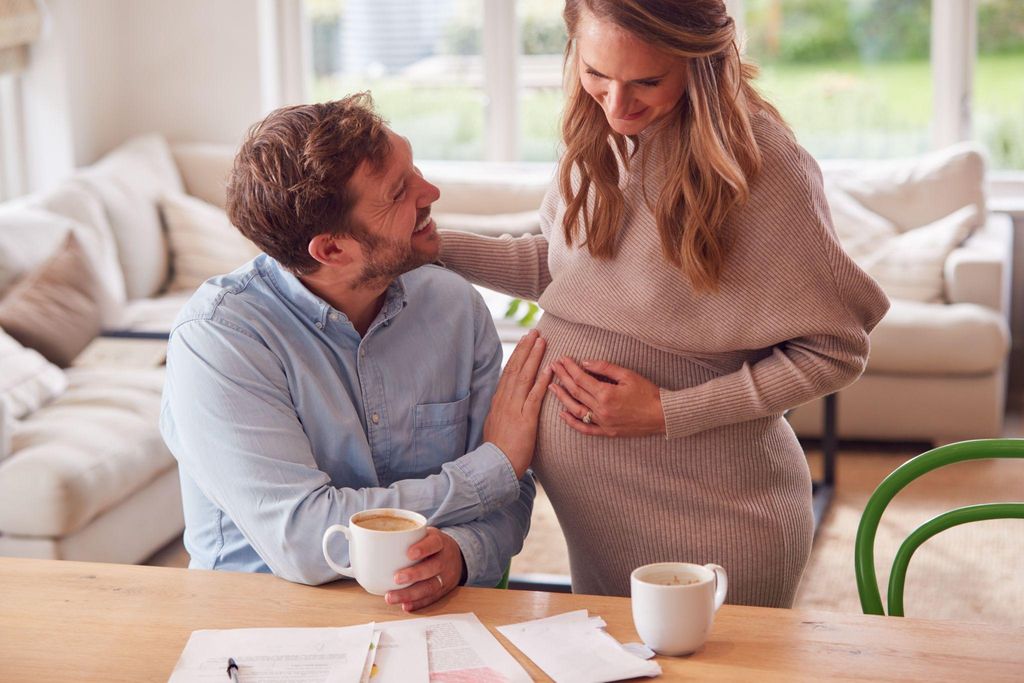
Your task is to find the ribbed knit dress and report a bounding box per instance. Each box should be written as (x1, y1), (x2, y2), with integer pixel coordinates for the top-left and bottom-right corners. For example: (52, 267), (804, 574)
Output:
(439, 111), (890, 606)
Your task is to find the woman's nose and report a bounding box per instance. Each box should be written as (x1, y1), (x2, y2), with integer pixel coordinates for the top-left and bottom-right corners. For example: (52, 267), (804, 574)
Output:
(605, 82), (632, 119)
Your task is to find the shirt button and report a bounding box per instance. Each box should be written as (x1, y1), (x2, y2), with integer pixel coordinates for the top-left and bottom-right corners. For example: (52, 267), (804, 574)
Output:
(371, 413), (380, 424)
(360, 348), (366, 358)
(329, 312), (340, 321)
(314, 321), (323, 329)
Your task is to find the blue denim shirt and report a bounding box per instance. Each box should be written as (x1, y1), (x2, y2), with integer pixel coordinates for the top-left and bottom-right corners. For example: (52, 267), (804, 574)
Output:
(160, 255), (534, 586)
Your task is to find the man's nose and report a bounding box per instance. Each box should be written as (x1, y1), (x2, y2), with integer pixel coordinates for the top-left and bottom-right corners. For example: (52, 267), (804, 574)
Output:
(418, 177), (440, 205)
(605, 82), (632, 118)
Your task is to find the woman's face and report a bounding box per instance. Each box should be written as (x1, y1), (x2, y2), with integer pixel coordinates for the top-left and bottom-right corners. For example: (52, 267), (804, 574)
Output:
(576, 11), (687, 136)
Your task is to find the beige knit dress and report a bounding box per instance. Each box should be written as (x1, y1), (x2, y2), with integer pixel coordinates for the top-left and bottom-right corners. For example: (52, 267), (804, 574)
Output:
(439, 112), (890, 606)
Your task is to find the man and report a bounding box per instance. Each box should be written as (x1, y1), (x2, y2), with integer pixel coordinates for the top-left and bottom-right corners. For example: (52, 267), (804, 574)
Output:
(160, 94), (550, 611)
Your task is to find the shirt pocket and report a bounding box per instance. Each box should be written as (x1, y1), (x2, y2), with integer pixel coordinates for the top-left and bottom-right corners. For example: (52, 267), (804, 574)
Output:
(413, 394), (472, 472)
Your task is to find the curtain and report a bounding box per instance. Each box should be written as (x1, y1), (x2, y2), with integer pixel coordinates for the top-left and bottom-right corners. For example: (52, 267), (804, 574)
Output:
(0, 0), (41, 75)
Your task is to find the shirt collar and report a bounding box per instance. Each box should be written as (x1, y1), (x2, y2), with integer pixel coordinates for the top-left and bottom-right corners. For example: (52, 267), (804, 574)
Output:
(260, 255), (409, 329)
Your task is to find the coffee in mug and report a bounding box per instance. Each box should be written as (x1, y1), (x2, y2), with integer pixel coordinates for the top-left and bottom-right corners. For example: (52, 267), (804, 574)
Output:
(631, 562), (728, 656)
(322, 508), (427, 595)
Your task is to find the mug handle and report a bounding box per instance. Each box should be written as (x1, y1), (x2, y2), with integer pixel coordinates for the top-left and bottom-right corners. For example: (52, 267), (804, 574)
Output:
(322, 524), (356, 578)
(705, 563), (728, 611)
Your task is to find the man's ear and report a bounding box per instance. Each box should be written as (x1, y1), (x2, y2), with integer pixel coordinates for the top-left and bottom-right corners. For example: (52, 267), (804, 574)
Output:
(308, 233), (358, 267)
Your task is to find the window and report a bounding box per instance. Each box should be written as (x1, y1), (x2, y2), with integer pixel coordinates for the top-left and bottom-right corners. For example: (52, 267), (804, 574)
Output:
(308, 0), (486, 161)
(303, 0), (1020, 169)
(741, 0), (932, 159)
(518, 0), (566, 162)
(974, 0), (1024, 170)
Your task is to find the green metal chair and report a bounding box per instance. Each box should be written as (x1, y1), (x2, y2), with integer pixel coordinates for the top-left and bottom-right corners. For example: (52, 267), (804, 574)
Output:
(496, 565), (510, 590)
(855, 438), (1024, 616)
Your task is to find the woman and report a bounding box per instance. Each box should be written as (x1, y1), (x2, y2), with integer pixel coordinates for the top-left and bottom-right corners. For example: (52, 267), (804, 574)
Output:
(439, 0), (889, 606)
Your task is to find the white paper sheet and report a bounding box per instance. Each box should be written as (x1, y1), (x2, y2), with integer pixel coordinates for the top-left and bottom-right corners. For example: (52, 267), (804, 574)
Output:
(379, 613), (531, 683)
(168, 623), (375, 683)
(359, 630), (383, 683)
(498, 610), (662, 683)
(370, 622), (429, 683)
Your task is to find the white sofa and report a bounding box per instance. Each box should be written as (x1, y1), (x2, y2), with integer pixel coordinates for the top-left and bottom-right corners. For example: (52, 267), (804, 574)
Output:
(0, 135), (1012, 566)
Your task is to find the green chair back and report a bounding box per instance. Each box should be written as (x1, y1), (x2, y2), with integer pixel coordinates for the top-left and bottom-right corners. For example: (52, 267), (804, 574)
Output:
(854, 438), (1024, 616)
(496, 564), (510, 590)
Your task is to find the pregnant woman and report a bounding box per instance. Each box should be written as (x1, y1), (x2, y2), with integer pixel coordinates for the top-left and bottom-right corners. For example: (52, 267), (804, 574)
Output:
(440, 0), (889, 606)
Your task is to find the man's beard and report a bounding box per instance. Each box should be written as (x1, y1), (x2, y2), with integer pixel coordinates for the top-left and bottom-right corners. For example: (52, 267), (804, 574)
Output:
(351, 221), (432, 290)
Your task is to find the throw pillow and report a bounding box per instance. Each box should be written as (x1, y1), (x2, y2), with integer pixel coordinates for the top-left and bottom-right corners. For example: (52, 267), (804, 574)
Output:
(160, 192), (261, 292)
(831, 142), (986, 233)
(859, 205), (979, 303)
(0, 326), (66, 421)
(825, 184), (898, 264)
(0, 233), (105, 367)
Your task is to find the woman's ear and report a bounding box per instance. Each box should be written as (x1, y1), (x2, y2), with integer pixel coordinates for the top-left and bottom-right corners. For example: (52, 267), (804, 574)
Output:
(308, 233), (357, 268)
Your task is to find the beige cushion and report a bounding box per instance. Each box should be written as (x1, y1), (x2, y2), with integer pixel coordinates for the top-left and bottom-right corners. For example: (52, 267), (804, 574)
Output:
(825, 184), (898, 263)
(0, 397), (9, 462)
(831, 142), (986, 232)
(171, 142), (236, 210)
(868, 300), (1009, 376)
(160, 192), (260, 293)
(0, 327), (66, 420)
(0, 367), (172, 536)
(0, 204), (123, 327)
(434, 210), (542, 238)
(0, 234), (104, 367)
(860, 205), (978, 303)
(119, 292), (194, 333)
(77, 135), (184, 300)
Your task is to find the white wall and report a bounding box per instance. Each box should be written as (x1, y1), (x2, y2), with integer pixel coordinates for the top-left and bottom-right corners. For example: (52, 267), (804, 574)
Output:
(21, 0), (267, 192)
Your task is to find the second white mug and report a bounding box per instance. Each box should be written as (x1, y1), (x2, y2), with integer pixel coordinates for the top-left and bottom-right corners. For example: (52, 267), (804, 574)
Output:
(322, 508), (427, 596)
(630, 561), (728, 656)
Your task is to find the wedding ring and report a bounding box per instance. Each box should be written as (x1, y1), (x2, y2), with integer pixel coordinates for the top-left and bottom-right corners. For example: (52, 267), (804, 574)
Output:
(582, 411), (594, 425)
(436, 575), (444, 589)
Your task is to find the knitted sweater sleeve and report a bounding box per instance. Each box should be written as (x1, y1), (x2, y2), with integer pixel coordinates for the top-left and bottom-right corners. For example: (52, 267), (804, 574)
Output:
(438, 230), (551, 302)
(660, 138), (890, 440)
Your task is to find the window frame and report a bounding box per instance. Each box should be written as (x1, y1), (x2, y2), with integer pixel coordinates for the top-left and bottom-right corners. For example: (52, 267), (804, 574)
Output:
(284, 0), (1009, 168)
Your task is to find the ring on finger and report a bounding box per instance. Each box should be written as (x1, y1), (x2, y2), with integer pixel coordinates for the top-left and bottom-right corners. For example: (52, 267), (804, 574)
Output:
(435, 575), (444, 589)
(582, 411), (594, 425)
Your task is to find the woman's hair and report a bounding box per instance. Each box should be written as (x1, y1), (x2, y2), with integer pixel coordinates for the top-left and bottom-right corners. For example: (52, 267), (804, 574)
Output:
(227, 93), (391, 274)
(560, 0), (785, 291)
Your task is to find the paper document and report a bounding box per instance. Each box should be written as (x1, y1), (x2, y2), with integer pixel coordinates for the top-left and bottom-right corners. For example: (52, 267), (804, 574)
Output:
(498, 610), (662, 683)
(370, 621), (429, 683)
(379, 613), (531, 683)
(168, 623), (374, 683)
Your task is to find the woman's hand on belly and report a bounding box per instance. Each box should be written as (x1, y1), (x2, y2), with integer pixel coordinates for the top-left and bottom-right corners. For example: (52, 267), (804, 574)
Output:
(549, 357), (666, 438)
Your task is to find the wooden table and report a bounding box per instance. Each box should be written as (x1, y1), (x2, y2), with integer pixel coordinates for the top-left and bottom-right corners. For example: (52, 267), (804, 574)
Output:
(1, 558), (1020, 682)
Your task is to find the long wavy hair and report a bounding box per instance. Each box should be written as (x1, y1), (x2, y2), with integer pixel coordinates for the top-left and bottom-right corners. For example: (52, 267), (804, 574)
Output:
(560, 0), (785, 292)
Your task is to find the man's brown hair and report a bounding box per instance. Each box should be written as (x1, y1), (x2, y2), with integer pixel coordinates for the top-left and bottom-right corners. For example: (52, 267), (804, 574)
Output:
(226, 93), (392, 274)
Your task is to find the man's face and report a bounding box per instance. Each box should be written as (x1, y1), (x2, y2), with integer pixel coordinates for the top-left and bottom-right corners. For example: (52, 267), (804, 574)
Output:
(346, 129), (441, 289)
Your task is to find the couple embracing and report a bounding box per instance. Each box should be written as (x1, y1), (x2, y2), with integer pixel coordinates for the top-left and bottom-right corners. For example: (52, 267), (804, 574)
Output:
(161, 0), (887, 611)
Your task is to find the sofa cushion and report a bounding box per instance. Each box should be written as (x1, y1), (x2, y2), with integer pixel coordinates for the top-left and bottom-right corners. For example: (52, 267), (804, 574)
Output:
(0, 327), (66, 420)
(0, 203), (124, 327)
(171, 142), (236, 210)
(160, 192), (260, 293)
(859, 205), (979, 303)
(0, 234), (105, 367)
(825, 184), (898, 263)
(0, 367), (173, 537)
(76, 135), (185, 300)
(118, 292), (194, 333)
(867, 300), (1009, 375)
(830, 142), (986, 233)
(434, 210), (542, 238)
(0, 398), (9, 462)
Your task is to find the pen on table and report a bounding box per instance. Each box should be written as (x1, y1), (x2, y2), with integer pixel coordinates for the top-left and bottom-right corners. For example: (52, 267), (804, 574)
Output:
(227, 657), (240, 682)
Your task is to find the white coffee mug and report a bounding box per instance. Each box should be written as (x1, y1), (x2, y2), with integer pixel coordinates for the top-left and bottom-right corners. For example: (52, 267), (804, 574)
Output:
(322, 508), (427, 596)
(630, 562), (728, 656)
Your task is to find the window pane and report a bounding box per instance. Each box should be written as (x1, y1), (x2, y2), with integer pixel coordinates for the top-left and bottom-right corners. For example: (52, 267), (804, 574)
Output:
(308, 0), (485, 160)
(743, 0), (932, 159)
(975, 0), (1024, 170)
(518, 0), (566, 162)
